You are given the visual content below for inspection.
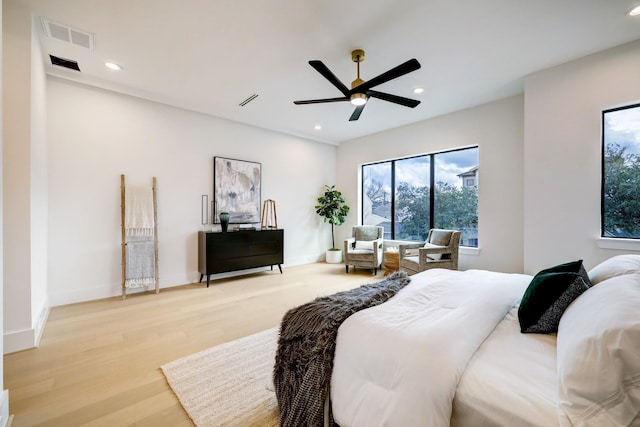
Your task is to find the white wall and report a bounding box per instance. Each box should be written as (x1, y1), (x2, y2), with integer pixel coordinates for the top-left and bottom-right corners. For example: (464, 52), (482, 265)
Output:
(46, 77), (337, 305)
(29, 13), (49, 354)
(0, 0), (10, 423)
(337, 96), (525, 273)
(523, 39), (640, 275)
(2, 0), (45, 354)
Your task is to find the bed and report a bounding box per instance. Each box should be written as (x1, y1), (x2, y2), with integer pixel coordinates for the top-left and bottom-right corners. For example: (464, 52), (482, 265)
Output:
(274, 255), (640, 427)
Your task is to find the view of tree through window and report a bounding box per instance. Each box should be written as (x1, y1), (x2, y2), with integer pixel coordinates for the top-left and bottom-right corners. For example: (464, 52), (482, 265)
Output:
(602, 103), (640, 238)
(362, 147), (478, 247)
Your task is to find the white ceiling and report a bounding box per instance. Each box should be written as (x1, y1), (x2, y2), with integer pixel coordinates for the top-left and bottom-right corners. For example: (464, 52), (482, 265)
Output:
(13, 0), (640, 145)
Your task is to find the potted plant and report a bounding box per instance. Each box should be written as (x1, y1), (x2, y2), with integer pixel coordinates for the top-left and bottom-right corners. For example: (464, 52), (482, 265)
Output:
(315, 185), (350, 263)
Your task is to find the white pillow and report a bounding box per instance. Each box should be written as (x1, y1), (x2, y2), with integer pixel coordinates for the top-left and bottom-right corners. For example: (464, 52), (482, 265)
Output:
(588, 254), (640, 285)
(355, 240), (375, 250)
(556, 273), (640, 426)
(423, 242), (444, 260)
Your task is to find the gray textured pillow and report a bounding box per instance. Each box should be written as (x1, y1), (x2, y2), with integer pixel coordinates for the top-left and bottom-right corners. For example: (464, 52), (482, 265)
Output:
(355, 227), (379, 241)
(429, 230), (452, 246)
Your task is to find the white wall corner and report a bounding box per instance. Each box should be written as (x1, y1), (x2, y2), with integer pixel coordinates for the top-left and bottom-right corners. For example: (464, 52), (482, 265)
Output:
(0, 390), (9, 427)
(34, 305), (50, 347)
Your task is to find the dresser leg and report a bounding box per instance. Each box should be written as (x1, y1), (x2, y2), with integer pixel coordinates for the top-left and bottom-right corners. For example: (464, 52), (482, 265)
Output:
(199, 274), (203, 283)
(278, 264), (283, 274)
(206, 275), (211, 287)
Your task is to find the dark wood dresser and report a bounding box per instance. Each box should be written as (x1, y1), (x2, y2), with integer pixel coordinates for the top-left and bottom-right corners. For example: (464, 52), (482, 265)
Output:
(198, 229), (284, 286)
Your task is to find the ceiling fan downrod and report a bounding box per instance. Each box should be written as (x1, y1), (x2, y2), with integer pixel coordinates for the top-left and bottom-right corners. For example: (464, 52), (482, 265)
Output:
(351, 49), (367, 105)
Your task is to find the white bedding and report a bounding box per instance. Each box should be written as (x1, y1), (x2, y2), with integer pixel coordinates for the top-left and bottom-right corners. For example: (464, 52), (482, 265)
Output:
(451, 307), (559, 427)
(330, 268), (532, 427)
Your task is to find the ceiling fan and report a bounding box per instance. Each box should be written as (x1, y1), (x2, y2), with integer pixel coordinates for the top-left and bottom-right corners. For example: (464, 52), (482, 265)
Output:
(294, 49), (422, 121)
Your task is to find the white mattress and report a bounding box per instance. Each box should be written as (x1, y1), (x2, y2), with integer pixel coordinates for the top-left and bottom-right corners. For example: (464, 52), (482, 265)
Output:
(451, 307), (560, 427)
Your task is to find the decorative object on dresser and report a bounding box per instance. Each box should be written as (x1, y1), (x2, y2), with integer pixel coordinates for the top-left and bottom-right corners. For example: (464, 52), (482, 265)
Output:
(201, 194), (209, 228)
(198, 229), (284, 287)
(261, 199), (278, 229)
(120, 174), (159, 299)
(315, 185), (350, 263)
(214, 156), (261, 225)
(219, 211), (230, 232)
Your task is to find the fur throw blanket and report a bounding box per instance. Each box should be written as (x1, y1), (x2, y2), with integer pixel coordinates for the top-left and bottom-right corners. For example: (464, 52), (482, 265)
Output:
(273, 271), (411, 427)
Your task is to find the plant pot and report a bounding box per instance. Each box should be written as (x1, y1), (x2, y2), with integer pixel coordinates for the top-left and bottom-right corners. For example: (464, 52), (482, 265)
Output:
(325, 249), (343, 264)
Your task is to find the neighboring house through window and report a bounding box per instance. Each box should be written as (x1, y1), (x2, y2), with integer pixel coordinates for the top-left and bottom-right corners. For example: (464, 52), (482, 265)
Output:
(362, 146), (479, 247)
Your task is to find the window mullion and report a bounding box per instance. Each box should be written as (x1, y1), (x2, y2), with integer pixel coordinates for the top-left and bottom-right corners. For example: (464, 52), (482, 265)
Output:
(429, 155), (435, 230)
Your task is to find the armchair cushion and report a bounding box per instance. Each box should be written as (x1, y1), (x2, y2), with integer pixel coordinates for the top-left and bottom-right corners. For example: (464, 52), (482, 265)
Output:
(423, 242), (444, 260)
(355, 240), (376, 250)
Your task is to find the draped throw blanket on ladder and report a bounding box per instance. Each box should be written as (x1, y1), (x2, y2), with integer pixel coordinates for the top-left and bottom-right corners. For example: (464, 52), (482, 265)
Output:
(121, 174), (159, 299)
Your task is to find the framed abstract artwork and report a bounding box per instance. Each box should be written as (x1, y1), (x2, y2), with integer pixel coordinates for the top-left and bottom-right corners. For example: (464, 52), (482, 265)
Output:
(213, 157), (261, 224)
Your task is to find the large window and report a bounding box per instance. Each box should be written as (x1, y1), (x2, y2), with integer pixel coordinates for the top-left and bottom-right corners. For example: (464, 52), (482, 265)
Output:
(362, 147), (478, 247)
(602, 103), (640, 239)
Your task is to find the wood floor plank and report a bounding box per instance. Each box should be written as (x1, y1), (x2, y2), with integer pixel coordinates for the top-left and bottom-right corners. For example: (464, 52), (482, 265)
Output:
(4, 263), (380, 426)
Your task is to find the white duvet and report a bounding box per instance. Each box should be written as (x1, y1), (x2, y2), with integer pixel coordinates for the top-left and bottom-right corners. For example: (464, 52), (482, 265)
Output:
(330, 268), (531, 427)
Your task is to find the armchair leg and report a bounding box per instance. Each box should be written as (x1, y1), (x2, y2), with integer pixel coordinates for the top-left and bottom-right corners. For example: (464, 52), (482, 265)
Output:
(346, 265), (349, 273)
(373, 268), (377, 275)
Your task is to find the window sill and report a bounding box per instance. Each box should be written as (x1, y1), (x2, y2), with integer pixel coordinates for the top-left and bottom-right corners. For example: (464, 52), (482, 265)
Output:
(460, 247), (480, 256)
(596, 238), (640, 251)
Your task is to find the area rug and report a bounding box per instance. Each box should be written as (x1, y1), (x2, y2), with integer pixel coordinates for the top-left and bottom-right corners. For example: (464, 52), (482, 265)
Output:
(161, 328), (279, 427)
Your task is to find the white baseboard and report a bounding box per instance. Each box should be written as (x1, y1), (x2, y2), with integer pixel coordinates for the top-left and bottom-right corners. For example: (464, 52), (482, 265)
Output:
(4, 327), (36, 354)
(4, 304), (50, 354)
(0, 390), (9, 427)
(49, 260), (323, 306)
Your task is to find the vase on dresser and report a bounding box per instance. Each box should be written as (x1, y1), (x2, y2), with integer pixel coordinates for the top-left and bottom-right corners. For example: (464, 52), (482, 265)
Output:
(219, 212), (230, 232)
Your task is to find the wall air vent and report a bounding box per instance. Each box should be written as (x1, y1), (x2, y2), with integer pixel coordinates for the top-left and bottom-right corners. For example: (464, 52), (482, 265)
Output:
(41, 18), (94, 50)
(50, 55), (81, 72)
(239, 93), (259, 107)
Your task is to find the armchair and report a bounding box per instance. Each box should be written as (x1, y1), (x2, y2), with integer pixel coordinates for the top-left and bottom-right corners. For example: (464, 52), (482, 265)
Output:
(344, 226), (384, 275)
(399, 229), (461, 275)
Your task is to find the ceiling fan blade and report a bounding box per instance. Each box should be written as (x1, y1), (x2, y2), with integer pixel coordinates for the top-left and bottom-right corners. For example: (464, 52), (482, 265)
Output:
(309, 60), (350, 96)
(367, 90), (421, 108)
(349, 104), (366, 121)
(353, 58), (421, 93)
(294, 97), (349, 105)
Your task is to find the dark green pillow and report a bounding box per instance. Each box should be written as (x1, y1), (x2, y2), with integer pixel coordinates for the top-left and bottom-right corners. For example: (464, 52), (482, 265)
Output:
(518, 260), (591, 334)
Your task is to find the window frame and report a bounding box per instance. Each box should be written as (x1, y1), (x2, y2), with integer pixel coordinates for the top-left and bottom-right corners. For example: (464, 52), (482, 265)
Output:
(601, 102), (640, 240)
(361, 146), (478, 246)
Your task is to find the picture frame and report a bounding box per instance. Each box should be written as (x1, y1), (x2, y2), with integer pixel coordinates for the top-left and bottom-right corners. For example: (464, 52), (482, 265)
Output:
(213, 156), (261, 224)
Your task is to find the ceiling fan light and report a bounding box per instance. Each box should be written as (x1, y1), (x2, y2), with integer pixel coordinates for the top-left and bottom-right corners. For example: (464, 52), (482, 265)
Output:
(629, 5), (640, 16)
(105, 61), (122, 71)
(351, 93), (367, 106)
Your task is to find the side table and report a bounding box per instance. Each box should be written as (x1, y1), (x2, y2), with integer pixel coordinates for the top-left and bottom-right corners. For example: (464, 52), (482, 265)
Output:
(384, 249), (400, 276)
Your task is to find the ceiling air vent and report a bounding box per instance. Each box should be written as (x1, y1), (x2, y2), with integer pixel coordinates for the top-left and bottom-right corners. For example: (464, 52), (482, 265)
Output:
(239, 93), (259, 107)
(49, 55), (81, 72)
(41, 18), (94, 50)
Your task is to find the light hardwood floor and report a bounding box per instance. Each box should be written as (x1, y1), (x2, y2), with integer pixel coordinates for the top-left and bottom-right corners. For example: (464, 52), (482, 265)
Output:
(4, 263), (381, 427)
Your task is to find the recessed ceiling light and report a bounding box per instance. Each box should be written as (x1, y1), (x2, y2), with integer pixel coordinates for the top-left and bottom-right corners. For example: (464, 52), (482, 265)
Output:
(413, 87), (424, 94)
(314, 124), (322, 131)
(628, 5), (640, 16)
(105, 62), (122, 71)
